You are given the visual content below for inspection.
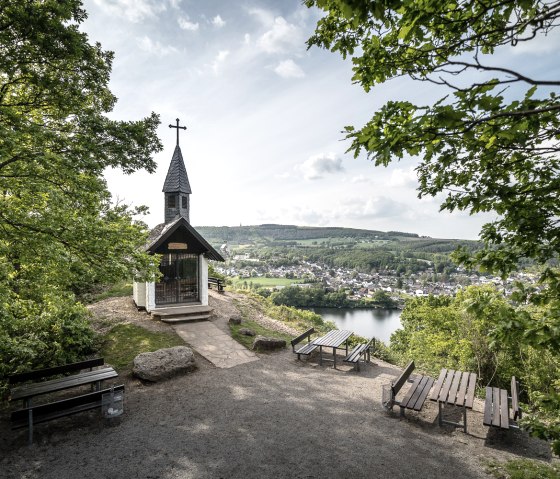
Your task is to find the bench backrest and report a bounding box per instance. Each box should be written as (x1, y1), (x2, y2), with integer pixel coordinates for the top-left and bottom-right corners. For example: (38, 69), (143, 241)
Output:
(290, 328), (315, 348)
(511, 376), (521, 420)
(392, 361), (415, 395)
(8, 358), (105, 385)
(11, 384), (125, 422)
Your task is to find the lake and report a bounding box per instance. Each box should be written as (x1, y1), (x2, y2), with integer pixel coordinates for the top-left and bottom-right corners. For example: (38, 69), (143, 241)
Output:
(312, 307), (402, 344)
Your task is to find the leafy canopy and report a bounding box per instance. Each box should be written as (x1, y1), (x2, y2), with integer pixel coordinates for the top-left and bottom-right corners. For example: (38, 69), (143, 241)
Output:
(0, 0), (162, 382)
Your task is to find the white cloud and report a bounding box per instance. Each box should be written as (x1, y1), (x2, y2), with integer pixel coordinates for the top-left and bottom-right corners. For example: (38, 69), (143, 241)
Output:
(350, 175), (370, 184)
(300, 153), (344, 180)
(274, 59), (305, 79)
(388, 167), (417, 188)
(212, 14), (226, 28)
(93, 0), (166, 23)
(244, 33), (251, 45)
(249, 12), (303, 54)
(178, 16), (199, 31)
(211, 50), (230, 73)
(137, 36), (178, 56)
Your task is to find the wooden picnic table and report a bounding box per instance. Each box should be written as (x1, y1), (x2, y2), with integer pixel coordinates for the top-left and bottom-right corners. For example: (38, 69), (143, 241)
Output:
(10, 367), (119, 408)
(429, 368), (477, 433)
(312, 330), (353, 368)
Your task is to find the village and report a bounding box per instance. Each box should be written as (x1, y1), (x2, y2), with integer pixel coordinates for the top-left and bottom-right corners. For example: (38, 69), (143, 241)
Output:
(214, 254), (540, 302)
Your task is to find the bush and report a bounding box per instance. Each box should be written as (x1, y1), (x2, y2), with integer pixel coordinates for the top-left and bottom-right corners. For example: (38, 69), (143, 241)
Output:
(0, 293), (96, 398)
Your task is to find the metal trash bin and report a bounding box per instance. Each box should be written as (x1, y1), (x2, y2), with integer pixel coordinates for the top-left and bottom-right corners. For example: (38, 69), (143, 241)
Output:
(102, 386), (124, 418)
(381, 383), (394, 411)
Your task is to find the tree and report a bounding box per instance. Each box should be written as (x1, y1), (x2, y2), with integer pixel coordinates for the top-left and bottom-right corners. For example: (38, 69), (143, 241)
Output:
(0, 1), (162, 384)
(306, 0), (560, 453)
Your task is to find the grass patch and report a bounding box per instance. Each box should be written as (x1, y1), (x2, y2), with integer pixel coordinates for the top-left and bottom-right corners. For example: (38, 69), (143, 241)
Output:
(100, 323), (185, 372)
(485, 459), (560, 479)
(229, 317), (293, 352)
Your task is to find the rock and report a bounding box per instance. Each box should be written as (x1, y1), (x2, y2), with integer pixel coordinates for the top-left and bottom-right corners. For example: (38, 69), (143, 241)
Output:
(229, 315), (242, 325)
(239, 328), (255, 336)
(252, 335), (286, 350)
(133, 346), (196, 382)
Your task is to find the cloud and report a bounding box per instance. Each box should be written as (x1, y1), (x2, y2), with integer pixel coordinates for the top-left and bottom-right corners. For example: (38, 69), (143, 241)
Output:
(178, 16), (199, 31)
(244, 33), (251, 45)
(274, 59), (305, 79)
(93, 0), (166, 23)
(248, 10), (303, 54)
(388, 167), (417, 188)
(212, 15), (226, 28)
(350, 175), (370, 184)
(300, 153), (344, 180)
(137, 36), (178, 55)
(211, 50), (230, 73)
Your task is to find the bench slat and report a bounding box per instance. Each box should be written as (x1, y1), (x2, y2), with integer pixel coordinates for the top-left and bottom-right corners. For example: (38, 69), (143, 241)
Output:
(400, 375), (422, 409)
(430, 368), (447, 401)
(491, 387), (501, 427)
(10, 368), (118, 401)
(483, 387), (493, 426)
(291, 328), (314, 348)
(8, 358), (105, 385)
(464, 373), (477, 409)
(413, 376), (434, 411)
(499, 388), (509, 429)
(438, 369), (455, 403)
(455, 371), (470, 407)
(295, 343), (317, 356)
(447, 370), (463, 405)
(511, 376), (520, 420)
(343, 344), (368, 363)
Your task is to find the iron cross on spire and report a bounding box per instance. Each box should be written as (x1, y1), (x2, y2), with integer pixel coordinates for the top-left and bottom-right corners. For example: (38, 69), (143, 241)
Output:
(169, 118), (187, 146)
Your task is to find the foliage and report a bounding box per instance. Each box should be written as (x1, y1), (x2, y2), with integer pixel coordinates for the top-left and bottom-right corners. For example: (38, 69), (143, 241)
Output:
(100, 323), (184, 372)
(0, 1), (162, 376)
(485, 459), (560, 479)
(270, 286), (352, 308)
(0, 293), (96, 398)
(306, 0), (560, 453)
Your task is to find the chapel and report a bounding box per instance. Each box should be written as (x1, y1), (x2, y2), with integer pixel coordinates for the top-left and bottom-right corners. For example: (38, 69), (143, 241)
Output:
(132, 119), (224, 319)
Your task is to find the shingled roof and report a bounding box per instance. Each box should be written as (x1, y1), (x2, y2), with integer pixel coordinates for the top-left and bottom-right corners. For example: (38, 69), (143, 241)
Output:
(162, 145), (192, 194)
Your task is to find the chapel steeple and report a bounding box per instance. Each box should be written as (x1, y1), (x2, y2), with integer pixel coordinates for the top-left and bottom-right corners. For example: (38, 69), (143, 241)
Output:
(163, 119), (191, 224)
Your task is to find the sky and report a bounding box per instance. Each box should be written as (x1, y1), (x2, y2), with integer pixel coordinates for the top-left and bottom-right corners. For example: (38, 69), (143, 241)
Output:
(80, 0), (560, 239)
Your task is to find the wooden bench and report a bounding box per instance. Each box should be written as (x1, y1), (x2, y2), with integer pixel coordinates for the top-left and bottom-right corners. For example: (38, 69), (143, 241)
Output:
(208, 276), (225, 292)
(343, 338), (373, 371)
(291, 328), (318, 360)
(382, 361), (434, 416)
(11, 385), (125, 444)
(483, 376), (521, 430)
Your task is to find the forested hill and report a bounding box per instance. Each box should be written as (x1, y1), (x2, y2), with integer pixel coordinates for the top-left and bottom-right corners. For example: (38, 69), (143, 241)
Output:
(194, 224), (479, 254)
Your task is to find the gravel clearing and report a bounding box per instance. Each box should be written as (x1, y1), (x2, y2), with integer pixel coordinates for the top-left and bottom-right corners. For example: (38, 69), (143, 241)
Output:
(1, 292), (557, 478)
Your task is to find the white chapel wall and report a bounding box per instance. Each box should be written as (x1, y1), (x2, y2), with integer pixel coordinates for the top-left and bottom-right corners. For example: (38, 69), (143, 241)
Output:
(200, 255), (209, 306)
(133, 281), (146, 308)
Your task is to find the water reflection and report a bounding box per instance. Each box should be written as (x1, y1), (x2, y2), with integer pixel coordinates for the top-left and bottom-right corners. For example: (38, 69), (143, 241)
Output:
(312, 308), (402, 344)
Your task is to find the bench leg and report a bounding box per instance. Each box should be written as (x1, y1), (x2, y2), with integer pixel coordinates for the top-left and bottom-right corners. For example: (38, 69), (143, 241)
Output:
(400, 406), (405, 417)
(463, 407), (468, 433)
(27, 409), (33, 446)
(438, 401), (443, 427)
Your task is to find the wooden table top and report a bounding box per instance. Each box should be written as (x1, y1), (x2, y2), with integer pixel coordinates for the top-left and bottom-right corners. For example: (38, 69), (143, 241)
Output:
(312, 330), (353, 348)
(429, 368), (477, 409)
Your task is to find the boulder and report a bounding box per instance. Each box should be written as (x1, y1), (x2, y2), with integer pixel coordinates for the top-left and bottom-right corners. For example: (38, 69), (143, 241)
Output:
(239, 328), (255, 336)
(229, 315), (242, 325)
(133, 346), (196, 382)
(252, 335), (286, 350)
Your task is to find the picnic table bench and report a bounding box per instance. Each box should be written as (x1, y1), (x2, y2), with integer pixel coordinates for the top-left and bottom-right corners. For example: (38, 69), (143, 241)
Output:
(208, 276), (225, 292)
(483, 376), (521, 430)
(9, 358), (120, 444)
(343, 338), (374, 371)
(382, 361), (434, 416)
(291, 328), (318, 360)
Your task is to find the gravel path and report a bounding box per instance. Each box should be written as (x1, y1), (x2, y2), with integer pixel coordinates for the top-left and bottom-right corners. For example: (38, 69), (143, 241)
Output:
(1, 293), (556, 478)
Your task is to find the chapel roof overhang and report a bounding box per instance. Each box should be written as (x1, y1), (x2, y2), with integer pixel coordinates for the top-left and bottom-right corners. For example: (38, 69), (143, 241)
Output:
(162, 145), (192, 194)
(146, 216), (224, 262)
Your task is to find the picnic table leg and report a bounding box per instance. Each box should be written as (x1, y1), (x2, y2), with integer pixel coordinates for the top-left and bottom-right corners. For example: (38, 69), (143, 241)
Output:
(463, 407), (467, 433)
(319, 346), (323, 366)
(27, 409), (33, 446)
(333, 348), (337, 369)
(438, 401), (443, 427)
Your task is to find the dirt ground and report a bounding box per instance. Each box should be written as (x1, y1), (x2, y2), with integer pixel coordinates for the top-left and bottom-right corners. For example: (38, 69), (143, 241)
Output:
(1, 291), (558, 479)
